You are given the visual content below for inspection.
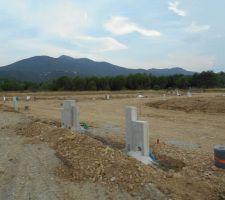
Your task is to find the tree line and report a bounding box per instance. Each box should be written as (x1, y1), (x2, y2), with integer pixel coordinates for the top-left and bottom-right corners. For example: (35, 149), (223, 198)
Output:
(0, 71), (225, 91)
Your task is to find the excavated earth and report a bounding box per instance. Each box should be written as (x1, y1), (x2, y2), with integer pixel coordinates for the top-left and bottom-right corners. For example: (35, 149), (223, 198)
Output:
(1, 92), (225, 200)
(0, 110), (165, 200)
(146, 96), (225, 113)
(14, 117), (225, 200)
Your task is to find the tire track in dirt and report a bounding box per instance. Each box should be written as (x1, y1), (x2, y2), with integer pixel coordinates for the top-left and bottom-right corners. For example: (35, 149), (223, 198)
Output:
(0, 124), (63, 199)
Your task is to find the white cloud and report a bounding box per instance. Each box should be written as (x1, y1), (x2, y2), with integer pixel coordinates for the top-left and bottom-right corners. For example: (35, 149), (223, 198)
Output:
(0, 0), (92, 37)
(187, 22), (210, 33)
(84, 12), (88, 21)
(77, 36), (127, 52)
(104, 16), (161, 37)
(168, 1), (186, 17)
(0, 0), (127, 59)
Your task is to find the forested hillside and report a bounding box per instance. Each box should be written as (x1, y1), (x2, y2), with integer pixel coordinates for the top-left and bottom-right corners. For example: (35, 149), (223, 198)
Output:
(0, 71), (224, 91)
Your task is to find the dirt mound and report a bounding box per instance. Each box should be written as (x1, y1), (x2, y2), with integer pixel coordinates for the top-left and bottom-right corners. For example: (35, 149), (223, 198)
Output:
(54, 134), (155, 191)
(147, 96), (225, 113)
(16, 121), (166, 199)
(16, 120), (225, 200)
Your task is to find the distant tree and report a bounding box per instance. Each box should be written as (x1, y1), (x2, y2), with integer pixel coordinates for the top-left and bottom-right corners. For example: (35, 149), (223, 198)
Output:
(55, 76), (72, 90)
(0, 70), (224, 91)
(192, 71), (217, 88)
(110, 75), (126, 90)
(174, 75), (191, 89)
(86, 77), (97, 90)
(72, 77), (86, 91)
(156, 76), (169, 89)
(96, 77), (110, 90)
(217, 72), (225, 87)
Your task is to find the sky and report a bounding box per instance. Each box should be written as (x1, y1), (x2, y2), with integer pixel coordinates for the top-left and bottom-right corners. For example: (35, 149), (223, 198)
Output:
(0, 0), (224, 72)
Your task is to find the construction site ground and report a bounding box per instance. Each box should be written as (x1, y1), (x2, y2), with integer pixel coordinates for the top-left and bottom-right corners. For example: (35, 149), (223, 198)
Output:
(0, 90), (225, 199)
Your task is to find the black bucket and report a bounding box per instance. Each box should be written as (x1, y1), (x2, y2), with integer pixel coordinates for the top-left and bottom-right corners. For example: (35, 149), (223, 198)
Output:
(214, 145), (225, 169)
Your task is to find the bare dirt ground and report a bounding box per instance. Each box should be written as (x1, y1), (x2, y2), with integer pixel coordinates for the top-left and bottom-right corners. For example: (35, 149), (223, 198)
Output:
(0, 111), (150, 200)
(3, 91), (224, 152)
(147, 96), (225, 113)
(1, 90), (225, 199)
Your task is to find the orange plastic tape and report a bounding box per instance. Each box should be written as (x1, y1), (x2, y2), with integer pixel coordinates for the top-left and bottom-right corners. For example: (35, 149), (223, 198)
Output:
(215, 156), (225, 164)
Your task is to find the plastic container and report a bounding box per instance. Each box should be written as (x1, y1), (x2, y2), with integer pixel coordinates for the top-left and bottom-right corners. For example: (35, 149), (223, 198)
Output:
(214, 145), (225, 169)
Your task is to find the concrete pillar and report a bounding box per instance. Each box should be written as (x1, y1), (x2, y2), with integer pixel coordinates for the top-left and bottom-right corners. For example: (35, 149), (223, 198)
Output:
(61, 100), (74, 129)
(26, 96), (31, 101)
(125, 106), (149, 156)
(72, 105), (80, 132)
(61, 100), (80, 132)
(187, 91), (192, 97)
(13, 96), (19, 112)
(104, 95), (110, 100)
(126, 106), (137, 151)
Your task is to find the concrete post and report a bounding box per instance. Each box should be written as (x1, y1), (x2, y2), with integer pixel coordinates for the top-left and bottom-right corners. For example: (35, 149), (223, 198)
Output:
(13, 96), (19, 112)
(72, 105), (80, 132)
(61, 100), (80, 132)
(126, 106), (137, 151)
(125, 106), (149, 156)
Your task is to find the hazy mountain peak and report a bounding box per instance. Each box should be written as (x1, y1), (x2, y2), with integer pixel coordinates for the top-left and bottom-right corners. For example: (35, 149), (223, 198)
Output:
(58, 55), (74, 60)
(0, 55), (194, 82)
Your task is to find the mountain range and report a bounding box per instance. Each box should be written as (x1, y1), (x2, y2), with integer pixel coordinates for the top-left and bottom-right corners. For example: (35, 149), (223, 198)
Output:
(0, 55), (194, 82)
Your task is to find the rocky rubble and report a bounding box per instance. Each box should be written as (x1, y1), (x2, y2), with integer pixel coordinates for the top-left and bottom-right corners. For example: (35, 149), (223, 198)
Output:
(16, 120), (225, 200)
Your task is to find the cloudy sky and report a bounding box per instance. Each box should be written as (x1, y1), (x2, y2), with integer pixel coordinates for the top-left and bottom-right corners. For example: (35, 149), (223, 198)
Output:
(0, 0), (224, 72)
